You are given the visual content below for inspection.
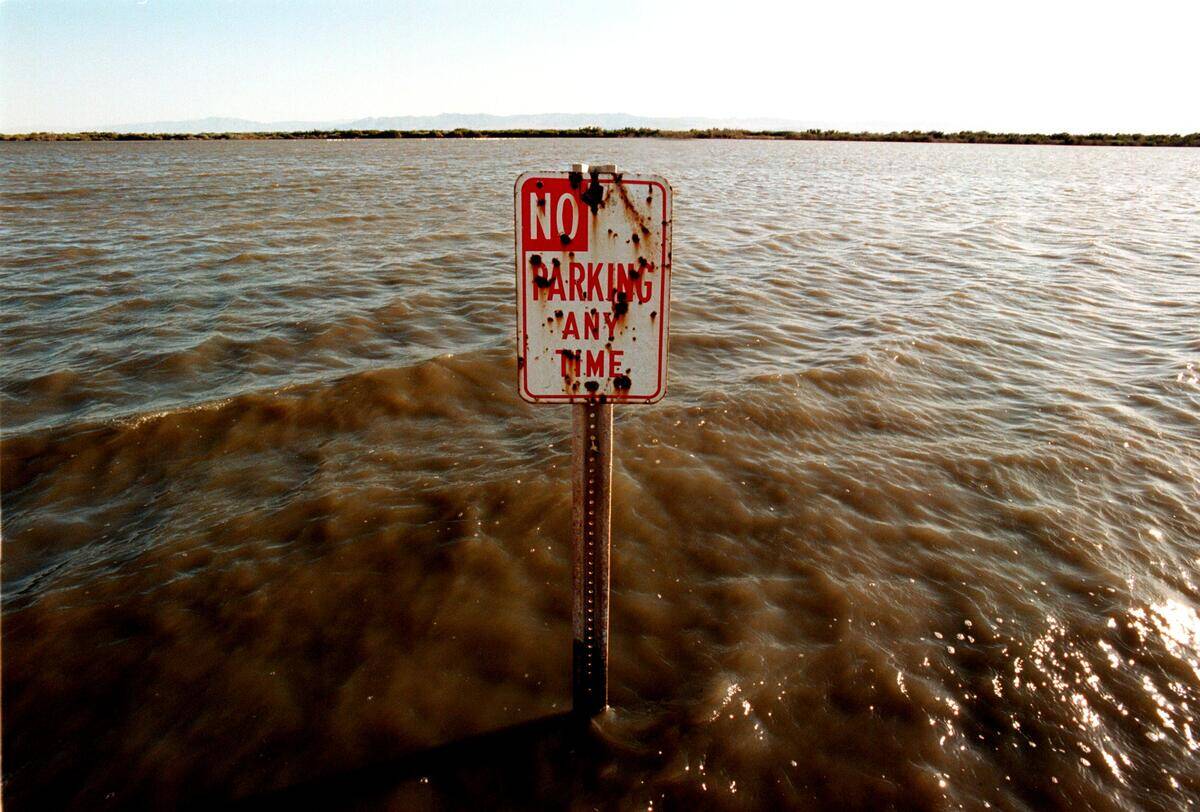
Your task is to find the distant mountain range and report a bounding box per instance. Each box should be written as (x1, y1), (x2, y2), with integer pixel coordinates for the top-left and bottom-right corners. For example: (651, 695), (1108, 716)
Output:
(104, 113), (838, 134)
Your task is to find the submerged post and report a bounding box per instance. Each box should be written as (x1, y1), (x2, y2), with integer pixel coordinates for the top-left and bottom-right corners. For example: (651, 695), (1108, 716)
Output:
(571, 400), (612, 715)
(514, 162), (671, 718)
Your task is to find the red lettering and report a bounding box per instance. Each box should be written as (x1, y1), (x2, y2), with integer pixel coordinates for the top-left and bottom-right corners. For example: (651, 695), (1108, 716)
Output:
(545, 266), (566, 301)
(558, 349), (580, 378)
(532, 270), (549, 301)
(561, 311), (579, 339)
(608, 349), (624, 377)
(568, 263), (584, 300)
(586, 262), (604, 300)
(585, 350), (605, 377)
(603, 312), (619, 338)
(636, 278), (653, 304)
(583, 310), (600, 339)
(614, 264), (636, 302)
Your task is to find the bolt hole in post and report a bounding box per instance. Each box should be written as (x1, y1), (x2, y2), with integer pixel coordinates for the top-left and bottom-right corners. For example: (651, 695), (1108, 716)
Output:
(515, 163), (671, 718)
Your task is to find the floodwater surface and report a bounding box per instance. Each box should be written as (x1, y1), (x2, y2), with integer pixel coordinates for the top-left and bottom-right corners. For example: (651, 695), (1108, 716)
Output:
(2, 139), (1198, 810)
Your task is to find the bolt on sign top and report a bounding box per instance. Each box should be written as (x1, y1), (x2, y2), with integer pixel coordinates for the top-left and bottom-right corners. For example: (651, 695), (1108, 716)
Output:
(515, 165), (672, 403)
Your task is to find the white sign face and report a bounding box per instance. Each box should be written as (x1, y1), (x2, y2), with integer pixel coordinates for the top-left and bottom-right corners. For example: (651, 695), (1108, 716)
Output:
(515, 168), (672, 403)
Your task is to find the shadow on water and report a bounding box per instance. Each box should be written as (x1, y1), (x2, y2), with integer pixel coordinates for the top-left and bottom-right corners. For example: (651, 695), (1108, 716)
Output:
(219, 712), (618, 811)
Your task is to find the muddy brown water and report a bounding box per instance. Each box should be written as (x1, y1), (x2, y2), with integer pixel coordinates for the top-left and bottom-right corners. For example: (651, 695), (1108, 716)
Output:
(1, 139), (1198, 810)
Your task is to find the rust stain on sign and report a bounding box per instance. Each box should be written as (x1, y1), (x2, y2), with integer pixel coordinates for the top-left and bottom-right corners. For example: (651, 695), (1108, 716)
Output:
(515, 166), (672, 403)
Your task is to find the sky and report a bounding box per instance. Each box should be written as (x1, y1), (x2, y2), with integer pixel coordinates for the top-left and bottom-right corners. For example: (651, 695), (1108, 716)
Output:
(1, 0), (1197, 134)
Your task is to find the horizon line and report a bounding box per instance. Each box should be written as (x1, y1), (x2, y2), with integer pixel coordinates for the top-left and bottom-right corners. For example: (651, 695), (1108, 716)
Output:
(7, 111), (1198, 139)
(5, 127), (1198, 147)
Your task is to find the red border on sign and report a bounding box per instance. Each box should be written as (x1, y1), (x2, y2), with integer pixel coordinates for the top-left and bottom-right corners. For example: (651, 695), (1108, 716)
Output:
(515, 174), (671, 403)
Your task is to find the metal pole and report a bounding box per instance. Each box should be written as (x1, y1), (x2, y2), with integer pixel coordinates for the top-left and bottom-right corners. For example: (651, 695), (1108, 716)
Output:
(571, 400), (612, 716)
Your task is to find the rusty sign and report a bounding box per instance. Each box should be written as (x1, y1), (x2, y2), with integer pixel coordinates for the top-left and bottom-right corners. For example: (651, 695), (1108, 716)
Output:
(515, 165), (672, 403)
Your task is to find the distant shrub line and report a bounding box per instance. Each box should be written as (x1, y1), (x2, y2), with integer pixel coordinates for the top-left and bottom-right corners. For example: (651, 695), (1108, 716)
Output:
(4, 127), (1198, 147)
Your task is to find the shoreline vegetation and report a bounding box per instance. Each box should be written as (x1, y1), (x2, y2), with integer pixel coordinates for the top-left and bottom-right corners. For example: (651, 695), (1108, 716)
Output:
(3, 127), (1198, 147)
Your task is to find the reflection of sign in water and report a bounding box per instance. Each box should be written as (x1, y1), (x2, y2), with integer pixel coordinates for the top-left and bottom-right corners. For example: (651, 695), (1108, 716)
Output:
(515, 166), (672, 403)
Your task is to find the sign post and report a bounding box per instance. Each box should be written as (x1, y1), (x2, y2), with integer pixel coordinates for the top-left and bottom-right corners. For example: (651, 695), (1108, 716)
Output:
(571, 399), (612, 715)
(515, 163), (672, 716)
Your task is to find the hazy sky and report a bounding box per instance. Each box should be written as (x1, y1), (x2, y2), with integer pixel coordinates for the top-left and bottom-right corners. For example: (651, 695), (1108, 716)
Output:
(2, 0), (1197, 133)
